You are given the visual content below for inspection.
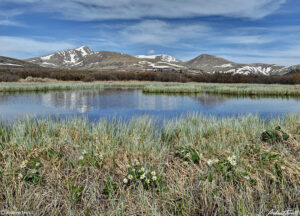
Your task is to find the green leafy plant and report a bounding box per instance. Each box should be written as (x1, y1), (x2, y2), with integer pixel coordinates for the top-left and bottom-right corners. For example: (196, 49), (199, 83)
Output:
(43, 148), (63, 159)
(261, 126), (289, 142)
(204, 156), (254, 185)
(261, 129), (278, 142)
(260, 152), (279, 165)
(18, 157), (43, 184)
(123, 159), (163, 190)
(175, 146), (201, 163)
(244, 144), (260, 156)
(78, 150), (104, 168)
(70, 185), (83, 203)
(102, 177), (117, 197)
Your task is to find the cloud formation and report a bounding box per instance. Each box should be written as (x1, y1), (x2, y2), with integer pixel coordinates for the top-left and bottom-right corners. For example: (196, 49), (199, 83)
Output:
(0, 20), (24, 26)
(0, 36), (75, 59)
(1, 0), (286, 20)
(120, 20), (211, 46)
(148, 50), (155, 55)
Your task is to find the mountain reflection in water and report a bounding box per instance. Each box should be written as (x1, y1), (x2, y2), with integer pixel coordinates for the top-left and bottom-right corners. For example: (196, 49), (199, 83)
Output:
(0, 88), (299, 121)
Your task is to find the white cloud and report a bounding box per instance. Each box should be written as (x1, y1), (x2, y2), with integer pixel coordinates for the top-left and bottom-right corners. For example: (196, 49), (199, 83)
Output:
(0, 20), (24, 26)
(148, 50), (155, 55)
(120, 20), (211, 46)
(0, 36), (75, 59)
(215, 35), (275, 44)
(110, 20), (280, 47)
(0, 0), (287, 20)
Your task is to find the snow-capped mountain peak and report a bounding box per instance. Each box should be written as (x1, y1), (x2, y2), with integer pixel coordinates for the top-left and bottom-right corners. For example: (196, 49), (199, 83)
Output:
(28, 46), (95, 68)
(75, 46), (94, 57)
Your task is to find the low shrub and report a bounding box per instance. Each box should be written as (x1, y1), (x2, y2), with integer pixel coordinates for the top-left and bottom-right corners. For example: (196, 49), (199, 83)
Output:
(261, 126), (290, 142)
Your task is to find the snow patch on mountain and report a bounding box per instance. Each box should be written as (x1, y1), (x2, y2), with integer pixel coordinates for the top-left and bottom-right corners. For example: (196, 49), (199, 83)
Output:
(136, 54), (179, 62)
(156, 61), (184, 68)
(234, 66), (272, 75)
(75, 46), (92, 56)
(0, 63), (22, 67)
(41, 54), (54, 61)
(215, 64), (232, 68)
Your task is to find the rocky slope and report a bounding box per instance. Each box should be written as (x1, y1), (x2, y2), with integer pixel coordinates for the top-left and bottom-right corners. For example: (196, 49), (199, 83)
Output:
(27, 46), (94, 68)
(184, 54), (286, 75)
(26, 46), (184, 71)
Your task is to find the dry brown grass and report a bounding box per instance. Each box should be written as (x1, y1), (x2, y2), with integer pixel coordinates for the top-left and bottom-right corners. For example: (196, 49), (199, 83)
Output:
(0, 115), (299, 215)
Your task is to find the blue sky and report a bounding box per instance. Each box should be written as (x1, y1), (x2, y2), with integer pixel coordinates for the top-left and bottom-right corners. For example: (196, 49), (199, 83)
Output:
(0, 0), (300, 65)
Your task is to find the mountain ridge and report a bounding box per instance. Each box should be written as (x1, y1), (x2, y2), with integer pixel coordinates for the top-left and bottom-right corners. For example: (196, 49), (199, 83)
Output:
(0, 56), (41, 72)
(8, 46), (299, 75)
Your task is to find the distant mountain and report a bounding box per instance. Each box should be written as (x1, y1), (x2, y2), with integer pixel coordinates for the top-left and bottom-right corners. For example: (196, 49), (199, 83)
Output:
(27, 46), (94, 68)
(279, 64), (300, 75)
(184, 54), (285, 76)
(26, 46), (186, 71)
(22, 46), (299, 75)
(0, 56), (40, 72)
(184, 54), (236, 71)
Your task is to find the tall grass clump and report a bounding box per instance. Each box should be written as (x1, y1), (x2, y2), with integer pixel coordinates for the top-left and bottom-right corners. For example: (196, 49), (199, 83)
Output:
(143, 83), (300, 96)
(0, 81), (152, 92)
(0, 115), (299, 215)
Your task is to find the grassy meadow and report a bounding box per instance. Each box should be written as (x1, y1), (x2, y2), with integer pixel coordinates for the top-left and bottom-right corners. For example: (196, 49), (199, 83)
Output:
(143, 83), (300, 96)
(0, 81), (299, 97)
(0, 115), (299, 215)
(0, 81), (148, 92)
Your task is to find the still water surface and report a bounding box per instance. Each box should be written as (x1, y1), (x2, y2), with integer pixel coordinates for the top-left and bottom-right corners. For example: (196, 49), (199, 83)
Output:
(0, 88), (299, 121)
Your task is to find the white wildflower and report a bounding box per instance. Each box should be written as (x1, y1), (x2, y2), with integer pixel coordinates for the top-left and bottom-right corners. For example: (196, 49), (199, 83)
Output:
(140, 174), (146, 180)
(244, 176), (250, 180)
(128, 175), (133, 180)
(230, 160), (237, 166)
(17, 173), (23, 180)
(207, 159), (214, 166)
(151, 171), (156, 176)
(134, 159), (140, 166)
(227, 156), (233, 162)
(123, 178), (128, 184)
(152, 176), (157, 181)
(79, 155), (84, 160)
(20, 160), (28, 169)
